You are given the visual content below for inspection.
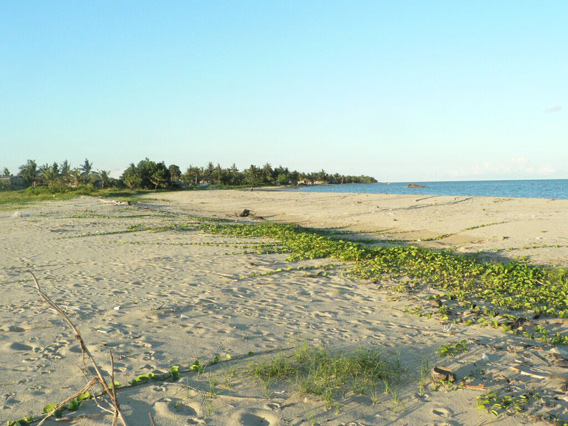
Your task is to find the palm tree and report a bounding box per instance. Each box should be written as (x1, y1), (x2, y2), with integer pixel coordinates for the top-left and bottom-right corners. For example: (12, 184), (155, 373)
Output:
(262, 163), (273, 183)
(58, 160), (72, 186)
(39, 164), (55, 187)
(98, 170), (110, 188)
(245, 165), (263, 186)
(228, 164), (242, 185)
(204, 162), (215, 182)
(315, 169), (328, 183)
(213, 164), (223, 184)
(19, 160), (39, 187)
(80, 158), (93, 184)
(183, 165), (201, 186)
(70, 168), (81, 187)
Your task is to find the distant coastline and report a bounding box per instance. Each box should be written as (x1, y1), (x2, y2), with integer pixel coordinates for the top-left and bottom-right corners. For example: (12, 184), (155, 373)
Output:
(1, 158), (377, 191)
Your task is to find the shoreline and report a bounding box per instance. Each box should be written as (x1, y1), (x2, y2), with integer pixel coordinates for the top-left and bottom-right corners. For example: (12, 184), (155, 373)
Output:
(263, 178), (568, 201)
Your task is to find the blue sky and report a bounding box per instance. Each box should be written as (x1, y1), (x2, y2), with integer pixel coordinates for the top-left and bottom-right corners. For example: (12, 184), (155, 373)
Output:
(1, 1), (566, 181)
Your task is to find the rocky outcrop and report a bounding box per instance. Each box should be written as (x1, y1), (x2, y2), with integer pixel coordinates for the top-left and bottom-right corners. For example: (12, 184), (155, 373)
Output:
(408, 183), (425, 188)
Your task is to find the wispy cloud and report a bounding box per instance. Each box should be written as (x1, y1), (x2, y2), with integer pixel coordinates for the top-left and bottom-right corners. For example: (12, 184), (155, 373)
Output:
(448, 157), (557, 178)
(544, 106), (562, 113)
(110, 168), (125, 179)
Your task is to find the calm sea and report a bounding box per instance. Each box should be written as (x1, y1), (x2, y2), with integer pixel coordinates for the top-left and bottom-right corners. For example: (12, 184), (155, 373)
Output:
(292, 179), (568, 200)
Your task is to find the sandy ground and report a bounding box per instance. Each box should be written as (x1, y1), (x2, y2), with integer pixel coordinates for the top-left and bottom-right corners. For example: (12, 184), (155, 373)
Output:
(155, 189), (568, 267)
(0, 193), (567, 426)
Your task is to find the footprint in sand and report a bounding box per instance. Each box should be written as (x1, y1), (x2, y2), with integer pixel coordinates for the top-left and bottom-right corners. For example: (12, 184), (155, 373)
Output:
(229, 409), (279, 426)
(152, 398), (203, 422)
(264, 402), (284, 411)
(7, 342), (34, 351)
(2, 325), (27, 332)
(432, 407), (453, 418)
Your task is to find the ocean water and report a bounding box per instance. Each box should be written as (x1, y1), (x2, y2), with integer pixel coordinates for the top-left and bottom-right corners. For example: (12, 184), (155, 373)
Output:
(292, 179), (568, 200)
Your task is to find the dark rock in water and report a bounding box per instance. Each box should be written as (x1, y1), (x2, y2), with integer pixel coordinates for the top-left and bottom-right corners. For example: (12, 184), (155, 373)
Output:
(238, 209), (251, 217)
(408, 184), (426, 188)
(431, 366), (456, 383)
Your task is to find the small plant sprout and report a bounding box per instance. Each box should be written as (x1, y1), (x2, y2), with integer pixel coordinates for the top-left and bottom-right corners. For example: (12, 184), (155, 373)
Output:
(207, 371), (219, 398)
(418, 358), (430, 396)
(437, 340), (468, 358)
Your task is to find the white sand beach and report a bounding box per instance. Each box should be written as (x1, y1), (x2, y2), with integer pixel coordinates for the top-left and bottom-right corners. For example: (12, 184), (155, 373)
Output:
(1, 192), (567, 425)
(156, 190), (568, 266)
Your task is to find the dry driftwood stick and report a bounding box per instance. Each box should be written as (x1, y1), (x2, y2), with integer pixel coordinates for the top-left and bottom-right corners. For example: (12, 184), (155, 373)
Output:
(37, 378), (98, 426)
(460, 380), (487, 390)
(149, 412), (157, 426)
(509, 366), (547, 379)
(28, 271), (129, 426)
(110, 350), (120, 426)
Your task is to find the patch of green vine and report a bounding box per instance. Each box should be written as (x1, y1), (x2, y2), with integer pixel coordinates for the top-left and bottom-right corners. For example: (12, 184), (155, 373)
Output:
(6, 352), (238, 426)
(195, 221), (568, 342)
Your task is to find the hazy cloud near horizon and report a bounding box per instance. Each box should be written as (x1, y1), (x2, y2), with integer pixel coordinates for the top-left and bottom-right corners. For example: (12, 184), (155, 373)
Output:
(447, 157), (558, 180)
(544, 106), (562, 113)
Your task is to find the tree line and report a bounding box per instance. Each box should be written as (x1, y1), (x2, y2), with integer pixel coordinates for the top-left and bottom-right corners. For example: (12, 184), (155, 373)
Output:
(1, 159), (112, 190)
(1, 158), (377, 191)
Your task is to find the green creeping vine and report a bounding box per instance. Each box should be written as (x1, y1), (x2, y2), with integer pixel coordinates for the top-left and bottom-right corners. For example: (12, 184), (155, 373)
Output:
(39, 391), (92, 420)
(197, 222), (372, 262)
(463, 221), (507, 231)
(351, 249), (568, 318)
(6, 419), (33, 426)
(421, 233), (455, 242)
(437, 340), (467, 358)
(196, 222), (568, 336)
(476, 391), (535, 417)
(6, 351), (246, 426)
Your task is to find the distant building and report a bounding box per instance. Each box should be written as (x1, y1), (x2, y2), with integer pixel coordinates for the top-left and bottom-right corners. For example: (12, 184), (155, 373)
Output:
(0, 175), (26, 189)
